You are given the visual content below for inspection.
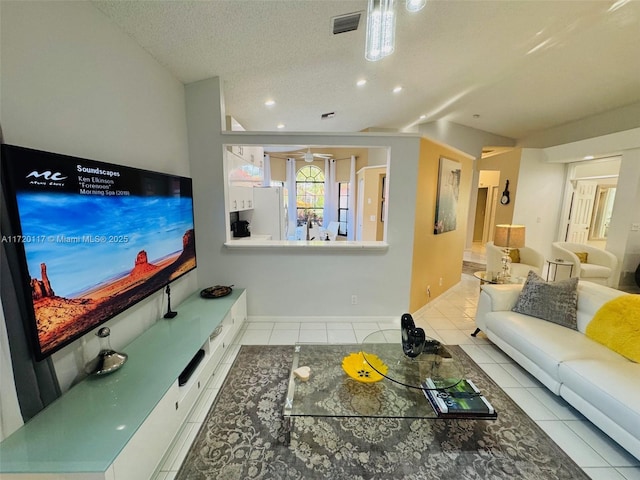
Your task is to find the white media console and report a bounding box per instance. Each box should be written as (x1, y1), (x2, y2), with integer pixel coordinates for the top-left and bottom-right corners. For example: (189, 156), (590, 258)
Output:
(0, 288), (247, 480)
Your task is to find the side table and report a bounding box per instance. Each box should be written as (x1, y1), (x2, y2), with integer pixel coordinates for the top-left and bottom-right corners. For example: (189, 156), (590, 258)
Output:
(546, 259), (574, 281)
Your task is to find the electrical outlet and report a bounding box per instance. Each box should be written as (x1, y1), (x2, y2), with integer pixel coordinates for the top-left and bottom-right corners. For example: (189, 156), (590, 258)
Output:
(427, 285), (431, 297)
(351, 295), (358, 305)
(439, 277), (443, 286)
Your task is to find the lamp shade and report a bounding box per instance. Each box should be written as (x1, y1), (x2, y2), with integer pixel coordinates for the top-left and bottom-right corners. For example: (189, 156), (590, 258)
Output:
(494, 224), (525, 249)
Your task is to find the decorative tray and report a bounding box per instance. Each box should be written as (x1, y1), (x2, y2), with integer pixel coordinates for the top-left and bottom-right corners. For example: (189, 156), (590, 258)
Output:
(200, 285), (233, 299)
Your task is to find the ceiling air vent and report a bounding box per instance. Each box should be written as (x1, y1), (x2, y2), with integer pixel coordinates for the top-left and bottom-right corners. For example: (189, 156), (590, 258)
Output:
(321, 112), (336, 119)
(333, 12), (361, 35)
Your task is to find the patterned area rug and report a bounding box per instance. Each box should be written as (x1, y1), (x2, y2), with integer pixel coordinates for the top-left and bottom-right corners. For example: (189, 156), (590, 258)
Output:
(176, 345), (588, 480)
(463, 260), (486, 276)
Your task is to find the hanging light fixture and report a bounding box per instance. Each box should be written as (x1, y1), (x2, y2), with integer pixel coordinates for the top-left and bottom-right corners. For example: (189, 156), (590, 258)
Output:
(365, 0), (396, 61)
(406, 0), (426, 12)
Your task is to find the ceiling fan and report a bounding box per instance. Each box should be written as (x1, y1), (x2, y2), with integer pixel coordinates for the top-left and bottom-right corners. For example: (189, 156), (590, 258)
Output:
(295, 147), (333, 163)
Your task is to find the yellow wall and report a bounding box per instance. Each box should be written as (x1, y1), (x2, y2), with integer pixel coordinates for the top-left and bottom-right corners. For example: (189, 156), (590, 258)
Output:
(267, 147), (369, 183)
(357, 166), (386, 241)
(477, 148), (522, 227)
(409, 138), (473, 312)
(270, 156), (286, 182)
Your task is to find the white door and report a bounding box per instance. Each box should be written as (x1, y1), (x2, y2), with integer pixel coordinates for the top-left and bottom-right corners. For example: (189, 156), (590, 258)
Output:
(566, 180), (597, 243)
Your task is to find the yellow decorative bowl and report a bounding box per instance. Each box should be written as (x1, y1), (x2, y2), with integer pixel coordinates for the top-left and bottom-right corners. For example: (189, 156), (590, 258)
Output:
(342, 352), (388, 383)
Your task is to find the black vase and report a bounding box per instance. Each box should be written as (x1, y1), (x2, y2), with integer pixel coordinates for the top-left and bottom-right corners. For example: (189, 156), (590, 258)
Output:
(401, 313), (426, 358)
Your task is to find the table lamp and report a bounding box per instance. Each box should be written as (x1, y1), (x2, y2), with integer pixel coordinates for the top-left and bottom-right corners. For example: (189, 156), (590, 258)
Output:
(494, 224), (525, 280)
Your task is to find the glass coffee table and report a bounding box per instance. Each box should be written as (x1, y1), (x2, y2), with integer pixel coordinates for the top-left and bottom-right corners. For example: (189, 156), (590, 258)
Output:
(282, 330), (482, 444)
(473, 270), (526, 286)
(360, 329), (462, 389)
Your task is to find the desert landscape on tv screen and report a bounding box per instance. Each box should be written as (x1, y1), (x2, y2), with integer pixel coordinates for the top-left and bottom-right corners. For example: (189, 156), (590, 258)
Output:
(18, 193), (196, 355)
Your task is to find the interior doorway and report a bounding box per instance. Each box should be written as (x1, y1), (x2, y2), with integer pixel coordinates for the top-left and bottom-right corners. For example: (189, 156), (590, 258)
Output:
(473, 188), (487, 242)
(562, 156), (620, 249)
(472, 170), (501, 247)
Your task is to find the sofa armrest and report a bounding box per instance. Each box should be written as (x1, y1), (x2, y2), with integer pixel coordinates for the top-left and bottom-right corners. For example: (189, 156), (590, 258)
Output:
(481, 284), (524, 311)
(475, 284), (524, 331)
(552, 243), (581, 278)
(585, 248), (618, 269)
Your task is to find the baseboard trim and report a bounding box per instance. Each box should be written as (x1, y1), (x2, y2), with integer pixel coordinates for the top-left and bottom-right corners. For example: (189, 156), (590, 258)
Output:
(247, 315), (398, 324)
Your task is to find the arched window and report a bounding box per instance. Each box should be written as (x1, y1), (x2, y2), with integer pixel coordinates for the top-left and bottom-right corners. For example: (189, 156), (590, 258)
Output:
(296, 165), (324, 225)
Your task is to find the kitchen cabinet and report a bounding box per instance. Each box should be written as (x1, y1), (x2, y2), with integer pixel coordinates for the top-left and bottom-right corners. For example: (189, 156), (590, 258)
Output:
(228, 145), (263, 166)
(229, 186), (254, 212)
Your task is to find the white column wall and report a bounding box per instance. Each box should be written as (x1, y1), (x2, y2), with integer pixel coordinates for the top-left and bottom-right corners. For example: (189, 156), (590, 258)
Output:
(0, 1), (194, 398)
(608, 148), (640, 288)
(512, 149), (566, 260)
(186, 80), (420, 319)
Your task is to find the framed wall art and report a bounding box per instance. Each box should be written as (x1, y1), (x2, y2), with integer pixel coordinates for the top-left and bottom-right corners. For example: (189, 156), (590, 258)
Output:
(434, 157), (461, 235)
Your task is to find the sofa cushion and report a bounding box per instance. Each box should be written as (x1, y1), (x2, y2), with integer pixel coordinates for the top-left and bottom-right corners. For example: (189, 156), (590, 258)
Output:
(484, 311), (625, 383)
(586, 295), (640, 362)
(559, 359), (640, 442)
(580, 263), (612, 279)
(512, 271), (579, 329)
(575, 251), (588, 263)
(576, 281), (627, 333)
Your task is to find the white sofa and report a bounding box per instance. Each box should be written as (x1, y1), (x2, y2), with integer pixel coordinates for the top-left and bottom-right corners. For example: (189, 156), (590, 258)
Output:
(475, 281), (640, 460)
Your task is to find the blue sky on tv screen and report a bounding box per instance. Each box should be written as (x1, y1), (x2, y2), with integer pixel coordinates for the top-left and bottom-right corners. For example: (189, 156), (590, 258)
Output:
(16, 193), (194, 298)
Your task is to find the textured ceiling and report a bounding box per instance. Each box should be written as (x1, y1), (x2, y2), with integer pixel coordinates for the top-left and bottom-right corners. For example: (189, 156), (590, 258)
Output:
(92, 0), (640, 141)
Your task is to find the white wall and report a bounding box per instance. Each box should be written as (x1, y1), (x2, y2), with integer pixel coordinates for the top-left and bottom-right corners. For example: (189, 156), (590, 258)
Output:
(1, 0), (194, 416)
(609, 148), (640, 289)
(186, 79), (421, 319)
(541, 129), (640, 288)
(512, 149), (566, 260)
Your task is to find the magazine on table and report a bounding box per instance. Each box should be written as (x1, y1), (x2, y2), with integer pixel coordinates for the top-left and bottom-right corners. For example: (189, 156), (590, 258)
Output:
(422, 377), (496, 417)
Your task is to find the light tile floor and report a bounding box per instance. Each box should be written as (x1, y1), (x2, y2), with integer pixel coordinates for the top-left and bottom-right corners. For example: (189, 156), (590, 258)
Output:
(154, 273), (640, 480)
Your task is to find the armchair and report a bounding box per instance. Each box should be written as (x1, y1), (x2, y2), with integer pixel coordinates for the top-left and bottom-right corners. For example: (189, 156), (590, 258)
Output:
(485, 241), (545, 279)
(551, 242), (618, 287)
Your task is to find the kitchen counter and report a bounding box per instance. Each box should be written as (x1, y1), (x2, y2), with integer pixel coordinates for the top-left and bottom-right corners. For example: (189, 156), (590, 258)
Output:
(224, 239), (388, 250)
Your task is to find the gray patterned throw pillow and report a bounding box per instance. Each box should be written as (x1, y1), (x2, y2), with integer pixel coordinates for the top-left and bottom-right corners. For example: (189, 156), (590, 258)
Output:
(512, 271), (579, 330)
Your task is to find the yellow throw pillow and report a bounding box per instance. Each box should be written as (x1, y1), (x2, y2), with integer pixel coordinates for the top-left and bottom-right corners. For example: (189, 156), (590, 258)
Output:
(586, 295), (640, 362)
(508, 248), (520, 264)
(575, 251), (588, 263)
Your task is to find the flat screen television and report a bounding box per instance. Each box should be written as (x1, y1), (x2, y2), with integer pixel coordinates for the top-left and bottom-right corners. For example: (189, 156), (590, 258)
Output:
(1, 144), (197, 360)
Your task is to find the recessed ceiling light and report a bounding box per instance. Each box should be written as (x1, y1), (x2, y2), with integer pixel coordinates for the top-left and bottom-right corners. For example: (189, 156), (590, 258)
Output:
(393, 86), (403, 93)
(583, 155), (595, 160)
(357, 79), (367, 87)
(419, 115), (426, 120)
(276, 123), (285, 129)
(406, 0), (427, 12)
(265, 100), (275, 106)
(473, 114), (480, 119)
